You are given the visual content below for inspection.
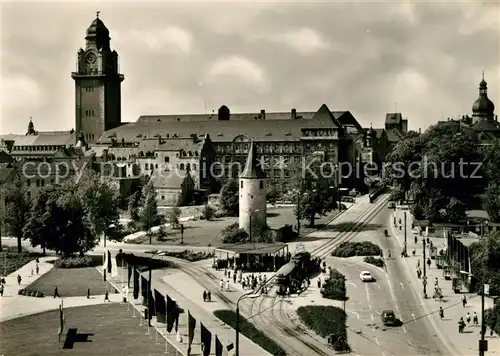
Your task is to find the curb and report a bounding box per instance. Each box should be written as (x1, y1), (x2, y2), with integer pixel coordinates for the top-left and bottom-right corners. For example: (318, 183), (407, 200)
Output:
(389, 210), (463, 356)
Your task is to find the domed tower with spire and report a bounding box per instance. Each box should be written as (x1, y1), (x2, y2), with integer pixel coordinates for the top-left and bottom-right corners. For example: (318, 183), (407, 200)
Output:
(71, 12), (124, 145)
(26, 117), (37, 136)
(472, 72), (495, 123)
(239, 141), (267, 238)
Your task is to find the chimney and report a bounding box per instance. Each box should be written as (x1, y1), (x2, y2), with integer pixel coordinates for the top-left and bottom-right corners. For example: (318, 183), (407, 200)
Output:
(121, 138), (125, 147)
(291, 108), (297, 120)
(419, 128), (422, 134)
(111, 138), (117, 147)
(158, 135), (162, 144)
(260, 109), (265, 120)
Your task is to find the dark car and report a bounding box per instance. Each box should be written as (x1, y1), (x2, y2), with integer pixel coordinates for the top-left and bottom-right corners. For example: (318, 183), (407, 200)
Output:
(381, 310), (397, 326)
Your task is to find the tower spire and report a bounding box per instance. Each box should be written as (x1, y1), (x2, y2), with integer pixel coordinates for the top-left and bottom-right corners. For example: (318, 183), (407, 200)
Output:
(240, 141), (266, 179)
(482, 70), (485, 81)
(96, 11), (100, 18)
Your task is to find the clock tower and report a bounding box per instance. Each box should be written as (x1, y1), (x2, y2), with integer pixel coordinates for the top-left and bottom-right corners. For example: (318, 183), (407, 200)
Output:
(72, 12), (124, 144)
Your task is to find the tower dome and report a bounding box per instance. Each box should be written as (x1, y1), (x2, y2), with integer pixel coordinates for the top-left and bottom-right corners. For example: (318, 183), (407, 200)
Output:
(472, 72), (495, 122)
(85, 12), (110, 50)
(367, 127), (377, 138)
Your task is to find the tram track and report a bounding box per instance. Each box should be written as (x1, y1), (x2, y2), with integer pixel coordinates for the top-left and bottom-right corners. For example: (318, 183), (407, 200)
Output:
(248, 194), (389, 355)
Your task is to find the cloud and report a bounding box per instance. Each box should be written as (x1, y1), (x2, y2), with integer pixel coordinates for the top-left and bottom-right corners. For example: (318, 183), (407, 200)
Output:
(207, 56), (269, 90)
(127, 26), (193, 54)
(270, 28), (330, 55)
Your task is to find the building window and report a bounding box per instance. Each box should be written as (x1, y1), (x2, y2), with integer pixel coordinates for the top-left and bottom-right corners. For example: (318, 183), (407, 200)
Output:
(41, 179), (45, 186)
(26, 180), (30, 186)
(259, 181), (263, 189)
(155, 164), (158, 169)
(241, 181), (243, 189)
(36, 179), (40, 187)
(192, 164), (196, 170)
(164, 157), (170, 163)
(186, 163), (190, 170)
(180, 163), (185, 170)
(161, 195), (165, 200)
(51, 179), (54, 184)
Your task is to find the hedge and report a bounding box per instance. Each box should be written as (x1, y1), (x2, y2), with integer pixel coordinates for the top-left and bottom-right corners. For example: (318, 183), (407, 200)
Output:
(485, 302), (500, 336)
(0, 248), (42, 275)
(332, 241), (381, 257)
(144, 250), (214, 262)
(18, 289), (44, 297)
(213, 309), (286, 356)
(321, 269), (347, 301)
(363, 256), (385, 268)
(297, 305), (349, 352)
(52, 256), (97, 268)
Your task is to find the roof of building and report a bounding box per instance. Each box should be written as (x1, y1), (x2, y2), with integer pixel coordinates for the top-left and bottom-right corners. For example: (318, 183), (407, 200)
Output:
(472, 119), (500, 131)
(373, 128), (386, 137)
(215, 243), (287, 255)
(385, 113), (403, 125)
(386, 128), (406, 142)
(137, 110), (317, 123)
(240, 141), (266, 179)
(12, 132), (75, 147)
(158, 138), (204, 152)
(98, 105), (347, 144)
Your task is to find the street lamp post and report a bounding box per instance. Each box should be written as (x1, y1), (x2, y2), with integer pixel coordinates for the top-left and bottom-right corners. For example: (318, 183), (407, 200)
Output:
(103, 233), (107, 281)
(422, 238), (427, 298)
(404, 212), (407, 256)
(236, 292), (260, 356)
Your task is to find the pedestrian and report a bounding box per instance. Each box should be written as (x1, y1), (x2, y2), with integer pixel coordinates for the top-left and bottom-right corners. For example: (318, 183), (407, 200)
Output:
(1, 276), (5, 285)
(473, 312), (478, 325)
(317, 278), (321, 289)
(462, 295), (467, 308)
(466, 312), (471, 325)
(36, 257), (39, 263)
(226, 279), (230, 291)
(0, 283), (4, 297)
(458, 317), (465, 333)
(35, 263), (39, 275)
(220, 279), (224, 291)
(207, 290), (211, 302)
(427, 258), (431, 268)
(417, 259), (421, 268)
(87, 288), (91, 299)
(203, 290), (207, 302)
(30, 268), (34, 276)
(104, 289), (110, 302)
(53, 286), (60, 298)
(435, 277), (439, 286)
(17, 274), (22, 285)
(439, 307), (444, 320)
(228, 270), (231, 279)
(414, 236), (418, 244)
(412, 248), (416, 256)
(233, 273), (236, 284)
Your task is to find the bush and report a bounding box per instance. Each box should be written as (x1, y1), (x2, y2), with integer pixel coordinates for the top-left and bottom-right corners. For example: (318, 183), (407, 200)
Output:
(166, 207), (181, 227)
(213, 310), (286, 355)
(321, 269), (347, 301)
(18, 288), (44, 297)
(485, 302), (500, 336)
(52, 256), (95, 268)
(364, 256), (384, 268)
(157, 225), (168, 241)
(200, 204), (215, 220)
(331, 241), (381, 257)
(297, 306), (349, 352)
(221, 223), (249, 243)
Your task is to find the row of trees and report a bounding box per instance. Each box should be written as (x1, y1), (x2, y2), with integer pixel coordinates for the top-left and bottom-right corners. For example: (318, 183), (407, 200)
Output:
(219, 157), (338, 227)
(2, 171), (120, 256)
(385, 123), (500, 223)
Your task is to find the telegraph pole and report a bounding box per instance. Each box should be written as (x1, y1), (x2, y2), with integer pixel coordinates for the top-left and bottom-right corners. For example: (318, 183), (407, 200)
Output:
(479, 283), (489, 356)
(422, 238), (427, 298)
(103, 234), (107, 282)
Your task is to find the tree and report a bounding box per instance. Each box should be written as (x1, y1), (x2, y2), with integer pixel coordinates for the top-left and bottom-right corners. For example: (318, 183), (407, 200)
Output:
(482, 140), (500, 222)
(166, 207), (181, 227)
(1, 181), (31, 253)
(389, 186), (405, 202)
(220, 179), (239, 216)
(128, 190), (141, 223)
(266, 183), (280, 204)
(385, 122), (484, 223)
(483, 184), (500, 223)
(469, 231), (500, 296)
(291, 157), (337, 227)
(139, 180), (162, 232)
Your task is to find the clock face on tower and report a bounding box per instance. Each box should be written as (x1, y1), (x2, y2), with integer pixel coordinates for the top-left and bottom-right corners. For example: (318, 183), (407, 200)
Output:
(86, 52), (97, 64)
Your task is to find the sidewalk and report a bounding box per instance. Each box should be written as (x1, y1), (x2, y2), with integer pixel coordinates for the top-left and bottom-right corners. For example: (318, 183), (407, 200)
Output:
(391, 207), (500, 356)
(0, 256), (122, 323)
(105, 262), (270, 356)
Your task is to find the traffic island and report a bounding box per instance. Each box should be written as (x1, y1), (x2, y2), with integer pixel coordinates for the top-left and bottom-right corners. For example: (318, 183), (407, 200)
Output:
(213, 309), (286, 356)
(297, 306), (350, 352)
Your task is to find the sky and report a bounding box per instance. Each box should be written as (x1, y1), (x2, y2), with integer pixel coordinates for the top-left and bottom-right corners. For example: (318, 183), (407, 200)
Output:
(1, 0), (499, 135)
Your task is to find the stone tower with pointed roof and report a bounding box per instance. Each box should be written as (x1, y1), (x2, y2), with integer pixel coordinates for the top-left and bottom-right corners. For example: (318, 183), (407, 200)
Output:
(72, 12), (124, 145)
(239, 141), (267, 236)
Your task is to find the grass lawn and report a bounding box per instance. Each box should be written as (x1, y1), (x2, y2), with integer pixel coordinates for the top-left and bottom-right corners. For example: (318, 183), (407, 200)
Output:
(132, 206), (343, 246)
(26, 266), (116, 297)
(1, 246), (43, 275)
(0, 303), (175, 356)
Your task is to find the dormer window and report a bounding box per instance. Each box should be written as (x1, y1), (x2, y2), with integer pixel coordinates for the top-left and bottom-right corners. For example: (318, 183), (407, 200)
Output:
(285, 132), (292, 136)
(217, 132), (223, 137)
(265, 132), (272, 136)
(188, 151), (193, 157)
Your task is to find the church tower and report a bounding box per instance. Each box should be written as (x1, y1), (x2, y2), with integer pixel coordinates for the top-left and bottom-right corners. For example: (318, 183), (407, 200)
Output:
(239, 141), (267, 238)
(472, 72), (495, 123)
(72, 12), (124, 144)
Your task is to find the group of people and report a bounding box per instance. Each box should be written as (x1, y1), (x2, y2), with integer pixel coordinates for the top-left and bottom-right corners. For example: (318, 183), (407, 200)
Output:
(213, 253), (292, 273)
(202, 290), (212, 302)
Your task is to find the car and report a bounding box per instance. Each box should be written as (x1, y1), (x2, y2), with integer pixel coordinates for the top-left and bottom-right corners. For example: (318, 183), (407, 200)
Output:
(359, 271), (374, 282)
(381, 310), (397, 326)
